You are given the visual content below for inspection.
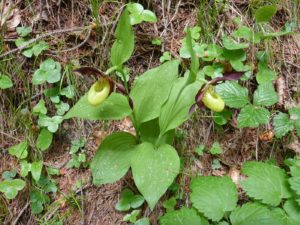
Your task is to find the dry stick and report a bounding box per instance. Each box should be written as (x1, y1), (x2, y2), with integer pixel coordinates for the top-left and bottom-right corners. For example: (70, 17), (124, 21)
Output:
(50, 28), (92, 54)
(0, 26), (90, 58)
(12, 202), (30, 225)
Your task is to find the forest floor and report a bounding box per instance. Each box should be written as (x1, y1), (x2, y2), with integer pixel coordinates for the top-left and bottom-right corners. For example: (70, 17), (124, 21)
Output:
(0, 0), (300, 225)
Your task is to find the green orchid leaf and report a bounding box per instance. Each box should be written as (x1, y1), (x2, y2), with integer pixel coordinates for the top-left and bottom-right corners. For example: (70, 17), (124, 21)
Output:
(131, 143), (180, 210)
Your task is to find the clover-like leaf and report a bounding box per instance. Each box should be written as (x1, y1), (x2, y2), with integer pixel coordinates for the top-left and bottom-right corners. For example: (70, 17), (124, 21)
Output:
(190, 176), (238, 221)
(8, 141), (28, 159)
(0, 74), (13, 89)
(0, 179), (26, 199)
(30, 190), (50, 214)
(237, 105), (270, 128)
(115, 188), (144, 211)
(241, 161), (292, 206)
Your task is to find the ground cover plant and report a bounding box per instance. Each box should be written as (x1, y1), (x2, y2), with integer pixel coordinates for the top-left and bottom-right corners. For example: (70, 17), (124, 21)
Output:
(0, 0), (300, 224)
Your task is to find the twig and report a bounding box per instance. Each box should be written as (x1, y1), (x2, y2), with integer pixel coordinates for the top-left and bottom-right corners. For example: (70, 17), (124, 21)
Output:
(12, 202), (30, 225)
(0, 26), (90, 58)
(50, 29), (92, 54)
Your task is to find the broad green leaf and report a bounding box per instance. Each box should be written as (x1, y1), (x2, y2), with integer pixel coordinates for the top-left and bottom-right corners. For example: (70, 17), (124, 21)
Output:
(190, 176), (238, 221)
(241, 161), (292, 206)
(8, 141), (28, 159)
(36, 128), (53, 151)
(230, 60), (251, 72)
(0, 179), (26, 199)
(255, 5), (277, 23)
(273, 113), (293, 138)
(253, 83), (278, 106)
(215, 81), (249, 108)
(222, 36), (249, 50)
(141, 10), (157, 23)
(256, 61), (276, 84)
(31, 160), (43, 181)
(271, 208), (296, 225)
(131, 143), (180, 210)
(230, 203), (277, 225)
(111, 9), (134, 67)
(222, 49), (246, 61)
(289, 164), (300, 197)
(237, 105), (270, 128)
(140, 119), (174, 145)
(64, 93), (132, 121)
(130, 60), (179, 125)
(289, 107), (300, 136)
(91, 132), (136, 185)
(127, 3), (144, 14)
(0, 75), (13, 89)
(160, 207), (209, 225)
(22, 48), (33, 58)
(284, 200), (300, 224)
(186, 28), (199, 78)
(159, 76), (203, 134)
(162, 197), (177, 213)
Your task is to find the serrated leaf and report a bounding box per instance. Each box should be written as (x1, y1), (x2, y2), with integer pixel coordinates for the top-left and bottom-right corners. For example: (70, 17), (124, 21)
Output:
(215, 81), (249, 108)
(190, 176), (238, 221)
(241, 161), (292, 206)
(273, 113), (294, 138)
(111, 9), (134, 67)
(0, 179), (26, 199)
(230, 203), (277, 225)
(8, 141), (28, 159)
(91, 132), (136, 185)
(131, 143), (180, 210)
(237, 105), (270, 128)
(36, 128), (53, 151)
(255, 5), (277, 23)
(0, 75), (13, 89)
(130, 60), (179, 125)
(160, 207), (209, 225)
(64, 93), (132, 121)
(289, 164), (300, 197)
(284, 200), (300, 224)
(253, 83), (278, 106)
(289, 107), (300, 136)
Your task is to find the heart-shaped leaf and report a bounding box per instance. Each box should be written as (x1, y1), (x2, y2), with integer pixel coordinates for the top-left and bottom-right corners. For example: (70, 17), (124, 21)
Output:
(131, 143), (180, 210)
(0, 179), (26, 199)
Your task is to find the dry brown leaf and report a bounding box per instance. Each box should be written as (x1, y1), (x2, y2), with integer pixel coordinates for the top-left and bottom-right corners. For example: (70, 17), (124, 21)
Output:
(0, 1), (21, 31)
